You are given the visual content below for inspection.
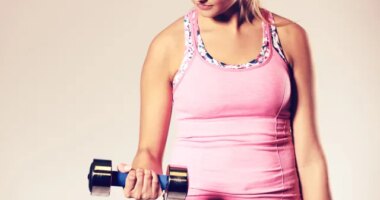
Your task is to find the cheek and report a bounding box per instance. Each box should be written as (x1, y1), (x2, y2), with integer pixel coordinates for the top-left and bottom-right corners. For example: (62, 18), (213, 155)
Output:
(215, 0), (238, 12)
(217, 0), (237, 6)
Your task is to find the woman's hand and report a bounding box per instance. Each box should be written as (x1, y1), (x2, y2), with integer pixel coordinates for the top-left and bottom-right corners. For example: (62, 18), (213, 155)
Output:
(117, 163), (163, 200)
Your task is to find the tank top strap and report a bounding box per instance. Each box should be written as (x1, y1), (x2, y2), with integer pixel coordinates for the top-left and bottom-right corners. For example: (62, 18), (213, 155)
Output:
(171, 9), (197, 89)
(265, 9), (292, 68)
(263, 10), (272, 50)
(185, 8), (198, 50)
(266, 9), (275, 24)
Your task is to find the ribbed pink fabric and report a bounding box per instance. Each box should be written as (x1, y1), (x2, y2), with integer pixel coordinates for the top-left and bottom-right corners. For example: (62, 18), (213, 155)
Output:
(169, 8), (302, 200)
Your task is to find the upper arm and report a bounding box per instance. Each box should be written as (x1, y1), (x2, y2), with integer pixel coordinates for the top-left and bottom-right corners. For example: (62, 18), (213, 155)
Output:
(137, 34), (172, 163)
(136, 18), (184, 164)
(278, 18), (326, 167)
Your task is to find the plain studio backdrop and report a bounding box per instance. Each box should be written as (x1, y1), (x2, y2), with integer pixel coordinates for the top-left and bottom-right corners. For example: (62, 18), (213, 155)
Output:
(0, 0), (379, 199)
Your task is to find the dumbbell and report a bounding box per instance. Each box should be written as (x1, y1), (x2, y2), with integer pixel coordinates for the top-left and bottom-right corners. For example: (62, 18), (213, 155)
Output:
(87, 159), (188, 200)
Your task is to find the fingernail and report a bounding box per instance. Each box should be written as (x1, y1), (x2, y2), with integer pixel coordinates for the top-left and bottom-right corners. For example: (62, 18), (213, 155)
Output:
(129, 170), (135, 177)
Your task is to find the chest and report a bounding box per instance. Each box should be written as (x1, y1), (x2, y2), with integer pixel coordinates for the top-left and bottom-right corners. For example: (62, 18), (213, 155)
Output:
(172, 54), (291, 120)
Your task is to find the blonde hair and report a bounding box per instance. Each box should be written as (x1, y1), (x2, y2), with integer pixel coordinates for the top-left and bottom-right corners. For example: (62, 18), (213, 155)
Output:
(238, 0), (270, 24)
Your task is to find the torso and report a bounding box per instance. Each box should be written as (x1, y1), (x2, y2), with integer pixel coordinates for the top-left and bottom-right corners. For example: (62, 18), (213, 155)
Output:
(166, 8), (302, 199)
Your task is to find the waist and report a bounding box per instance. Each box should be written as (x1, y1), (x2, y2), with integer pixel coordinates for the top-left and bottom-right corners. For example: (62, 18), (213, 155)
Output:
(169, 116), (299, 196)
(174, 116), (291, 145)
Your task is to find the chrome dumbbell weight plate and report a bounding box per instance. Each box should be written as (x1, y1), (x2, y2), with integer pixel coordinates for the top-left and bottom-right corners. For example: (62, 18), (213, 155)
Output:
(88, 159), (113, 196)
(164, 165), (189, 200)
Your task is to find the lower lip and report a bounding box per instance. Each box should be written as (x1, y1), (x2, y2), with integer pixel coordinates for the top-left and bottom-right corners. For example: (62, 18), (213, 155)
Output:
(197, 4), (213, 10)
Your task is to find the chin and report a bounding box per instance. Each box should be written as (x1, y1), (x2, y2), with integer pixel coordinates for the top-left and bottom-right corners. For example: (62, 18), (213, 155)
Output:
(195, 8), (220, 18)
(197, 11), (215, 18)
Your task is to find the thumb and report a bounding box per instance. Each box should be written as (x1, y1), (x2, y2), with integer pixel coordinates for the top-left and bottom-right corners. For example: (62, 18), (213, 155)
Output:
(117, 163), (132, 173)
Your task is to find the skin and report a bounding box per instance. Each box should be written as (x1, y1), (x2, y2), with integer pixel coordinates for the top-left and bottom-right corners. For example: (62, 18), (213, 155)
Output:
(118, 0), (332, 199)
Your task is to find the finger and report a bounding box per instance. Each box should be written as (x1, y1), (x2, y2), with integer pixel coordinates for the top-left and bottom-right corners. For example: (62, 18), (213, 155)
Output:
(123, 169), (136, 198)
(117, 163), (132, 173)
(131, 168), (144, 199)
(151, 170), (161, 198)
(141, 169), (153, 199)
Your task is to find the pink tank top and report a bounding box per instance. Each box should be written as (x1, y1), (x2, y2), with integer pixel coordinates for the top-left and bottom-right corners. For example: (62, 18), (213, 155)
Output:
(169, 8), (302, 200)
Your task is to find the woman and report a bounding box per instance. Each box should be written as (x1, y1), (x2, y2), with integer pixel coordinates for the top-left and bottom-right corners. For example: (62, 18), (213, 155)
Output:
(117, 0), (332, 199)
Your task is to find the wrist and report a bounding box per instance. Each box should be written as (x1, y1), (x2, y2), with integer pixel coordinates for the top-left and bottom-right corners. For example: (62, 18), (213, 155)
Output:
(132, 150), (163, 174)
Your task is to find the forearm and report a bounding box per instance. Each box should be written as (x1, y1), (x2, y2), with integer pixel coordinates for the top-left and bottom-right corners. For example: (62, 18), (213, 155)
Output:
(298, 156), (332, 200)
(131, 149), (163, 174)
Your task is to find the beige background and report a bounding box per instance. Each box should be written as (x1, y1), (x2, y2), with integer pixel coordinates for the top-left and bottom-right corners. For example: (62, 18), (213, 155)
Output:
(1, 0), (379, 199)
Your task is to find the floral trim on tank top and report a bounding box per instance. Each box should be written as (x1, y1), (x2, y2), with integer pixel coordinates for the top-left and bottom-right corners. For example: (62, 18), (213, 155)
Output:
(172, 11), (196, 88)
(171, 9), (291, 88)
(268, 13), (291, 67)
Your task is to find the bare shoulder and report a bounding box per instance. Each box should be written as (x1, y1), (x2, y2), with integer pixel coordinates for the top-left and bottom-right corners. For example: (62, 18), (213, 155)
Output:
(269, 11), (311, 67)
(150, 15), (184, 52)
(145, 15), (185, 81)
